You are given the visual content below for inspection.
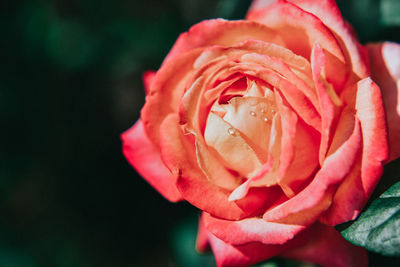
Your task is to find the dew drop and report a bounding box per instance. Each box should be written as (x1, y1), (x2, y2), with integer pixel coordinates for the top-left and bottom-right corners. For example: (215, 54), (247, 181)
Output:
(263, 117), (269, 122)
(228, 128), (235, 135)
(250, 111), (256, 117)
(260, 109), (265, 113)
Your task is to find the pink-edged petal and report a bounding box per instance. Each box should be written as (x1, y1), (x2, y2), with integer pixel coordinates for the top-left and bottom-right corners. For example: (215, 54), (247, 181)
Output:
(275, 90), (320, 196)
(319, 160), (362, 225)
(199, 214), (366, 267)
(195, 137), (241, 191)
(367, 42), (400, 162)
(142, 71), (156, 94)
(283, 0), (370, 79)
(311, 42), (336, 165)
(319, 106), (360, 224)
(196, 213), (210, 253)
(121, 120), (182, 202)
(274, 91), (296, 195)
(206, 229), (293, 267)
(233, 65), (322, 130)
(355, 78), (389, 195)
(282, 222), (368, 267)
(240, 52), (319, 111)
(246, 1), (345, 64)
(203, 212), (305, 246)
(160, 114), (267, 220)
(207, 234), (276, 267)
(141, 48), (203, 147)
(263, 117), (361, 226)
(321, 78), (389, 225)
(163, 19), (283, 66)
(228, 155), (274, 201)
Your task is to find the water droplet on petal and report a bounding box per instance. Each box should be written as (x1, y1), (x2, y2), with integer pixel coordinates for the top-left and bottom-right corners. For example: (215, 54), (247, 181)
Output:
(250, 111), (256, 117)
(260, 109), (265, 113)
(228, 128), (235, 135)
(263, 117), (268, 122)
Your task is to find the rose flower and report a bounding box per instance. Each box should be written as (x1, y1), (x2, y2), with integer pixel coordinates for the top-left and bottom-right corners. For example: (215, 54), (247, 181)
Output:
(121, 0), (400, 266)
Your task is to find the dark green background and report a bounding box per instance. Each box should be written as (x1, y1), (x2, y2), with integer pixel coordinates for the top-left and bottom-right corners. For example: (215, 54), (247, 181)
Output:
(2, 0), (399, 266)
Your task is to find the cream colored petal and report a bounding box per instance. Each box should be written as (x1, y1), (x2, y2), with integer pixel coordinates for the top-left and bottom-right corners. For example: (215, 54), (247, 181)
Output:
(204, 112), (263, 177)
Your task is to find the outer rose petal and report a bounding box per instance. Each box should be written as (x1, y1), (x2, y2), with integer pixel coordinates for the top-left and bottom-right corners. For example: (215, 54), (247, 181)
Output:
(142, 71), (156, 94)
(367, 42), (400, 162)
(248, 0), (370, 79)
(321, 78), (389, 225)
(160, 114), (270, 220)
(246, 0), (345, 63)
(198, 214), (367, 267)
(281, 222), (368, 267)
(121, 120), (182, 202)
(163, 19), (282, 66)
(263, 117), (361, 226)
(202, 212), (305, 246)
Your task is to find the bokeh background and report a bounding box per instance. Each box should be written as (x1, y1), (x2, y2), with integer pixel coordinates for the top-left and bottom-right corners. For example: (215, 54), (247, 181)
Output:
(2, 0), (400, 266)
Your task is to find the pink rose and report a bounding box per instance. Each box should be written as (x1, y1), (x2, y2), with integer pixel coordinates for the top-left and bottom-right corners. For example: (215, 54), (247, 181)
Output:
(122, 0), (400, 266)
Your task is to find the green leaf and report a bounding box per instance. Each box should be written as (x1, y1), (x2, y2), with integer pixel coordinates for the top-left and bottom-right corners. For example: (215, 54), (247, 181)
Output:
(342, 182), (400, 256)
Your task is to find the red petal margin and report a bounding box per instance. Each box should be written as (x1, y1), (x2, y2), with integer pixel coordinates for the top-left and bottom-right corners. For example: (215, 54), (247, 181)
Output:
(197, 214), (367, 267)
(311, 42), (335, 165)
(248, 0), (370, 79)
(160, 114), (267, 220)
(142, 71), (156, 94)
(246, 0), (345, 64)
(321, 78), (389, 225)
(163, 19), (280, 66)
(263, 117), (361, 226)
(367, 42), (400, 162)
(121, 120), (182, 202)
(281, 222), (368, 267)
(202, 212), (305, 246)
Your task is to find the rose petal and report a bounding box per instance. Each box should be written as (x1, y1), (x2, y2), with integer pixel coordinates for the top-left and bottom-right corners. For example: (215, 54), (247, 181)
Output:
(284, 0), (370, 79)
(282, 222), (368, 267)
(204, 112), (263, 177)
(367, 42), (400, 162)
(263, 116), (361, 226)
(222, 96), (273, 161)
(195, 138), (241, 191)
(355, 78), (389, 197)
(232, 64), (322, 130)
(163, 19), (283, 66)
(196, 213), (210, 253)
(248, 0), (369, 81)
(275, 90), (319, 196)
(142, 71), (156, 94)
(318, 106), (360, 224)
(240, 52), (319, 111)
(199, 213), (367, 267)
(206, 229), (292, 267)
(246, 1), (344, 64)
(228, 155), (274, 201)
(160, 114), (267, 219)
(311, 42), (336, 164)
(203, 212), (305, 246)
(274, 91), (296, 196)
(321, 78), (389, 225)
(121, 120), (182, 202)
(141, 48), (203, 147)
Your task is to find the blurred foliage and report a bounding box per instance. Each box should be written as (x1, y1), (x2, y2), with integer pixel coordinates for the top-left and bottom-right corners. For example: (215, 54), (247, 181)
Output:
(1, 0), (399, 266)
